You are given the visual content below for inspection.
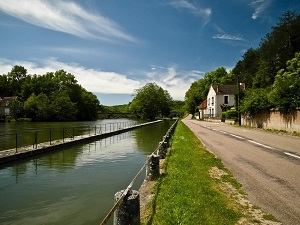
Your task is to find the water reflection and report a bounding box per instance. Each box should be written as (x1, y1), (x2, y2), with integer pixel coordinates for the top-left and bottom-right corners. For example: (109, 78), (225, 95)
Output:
(0, 120), (172, 225)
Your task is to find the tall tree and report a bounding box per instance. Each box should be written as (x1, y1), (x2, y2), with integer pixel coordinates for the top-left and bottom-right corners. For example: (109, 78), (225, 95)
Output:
(232, 48), (260, 89)
(7, 65), (27, 96)
(268, 52), (300, 113)
(130, 83), (172, 120)
(253, 11), (300, 88)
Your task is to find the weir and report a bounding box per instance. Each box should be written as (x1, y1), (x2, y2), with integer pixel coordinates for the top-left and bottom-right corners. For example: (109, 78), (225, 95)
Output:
(0, 120), (162, 165)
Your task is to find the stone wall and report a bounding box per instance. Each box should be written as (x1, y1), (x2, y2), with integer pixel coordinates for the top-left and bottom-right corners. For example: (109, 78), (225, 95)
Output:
(242, 110), (300, 132)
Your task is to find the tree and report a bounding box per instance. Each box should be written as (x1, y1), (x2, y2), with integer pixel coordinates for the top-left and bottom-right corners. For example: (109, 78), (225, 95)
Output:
(7, 65), (27, 96)
(130, 83), (172, 120)
(184, 67), (234, 114)
(204, 67), (231, 88)
(10, 66), (100, 121)
(0, 75), (12, 97)
(268, 52), (300, 113)
(253, 11), (300, 88)
(9, 98), (23, 119)
(240, 88), (272, 116)
(184, 79), (206, 114)
(232, 48), (260, 89)
(50, 91), (78, 121)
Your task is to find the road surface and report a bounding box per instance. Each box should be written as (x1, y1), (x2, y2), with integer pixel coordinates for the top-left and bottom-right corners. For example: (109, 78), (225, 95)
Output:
(182, 117), (300, 225)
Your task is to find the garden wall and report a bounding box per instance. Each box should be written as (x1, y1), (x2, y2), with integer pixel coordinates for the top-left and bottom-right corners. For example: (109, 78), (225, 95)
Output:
(242, 110), (300, 133)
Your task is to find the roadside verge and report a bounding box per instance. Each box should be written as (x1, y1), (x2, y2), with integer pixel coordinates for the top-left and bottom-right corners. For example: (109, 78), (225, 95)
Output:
(140, 120), (281, 225)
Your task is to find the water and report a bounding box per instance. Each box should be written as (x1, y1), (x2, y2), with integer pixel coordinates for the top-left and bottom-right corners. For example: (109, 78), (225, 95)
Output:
(0, 119), (174, 225)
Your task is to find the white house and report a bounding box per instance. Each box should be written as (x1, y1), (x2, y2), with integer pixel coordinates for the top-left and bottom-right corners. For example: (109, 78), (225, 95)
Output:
(0, 96), (17, 117)
(206, 85), (241, 118)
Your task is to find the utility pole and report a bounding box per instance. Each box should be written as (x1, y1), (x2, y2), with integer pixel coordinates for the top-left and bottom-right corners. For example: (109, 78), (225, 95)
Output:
(237, 75), (241, 126)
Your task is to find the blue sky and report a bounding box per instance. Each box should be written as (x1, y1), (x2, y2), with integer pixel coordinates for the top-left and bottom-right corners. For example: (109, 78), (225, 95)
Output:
(0, 0), (300, 105)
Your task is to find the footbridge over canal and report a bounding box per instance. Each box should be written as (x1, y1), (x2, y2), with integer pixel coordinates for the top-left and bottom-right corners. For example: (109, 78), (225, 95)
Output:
(0, 120), (162, 165)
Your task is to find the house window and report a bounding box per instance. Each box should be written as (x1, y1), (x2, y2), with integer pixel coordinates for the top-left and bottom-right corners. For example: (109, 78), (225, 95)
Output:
(224, 95), (229, 104)
(211, 97), (214, 106)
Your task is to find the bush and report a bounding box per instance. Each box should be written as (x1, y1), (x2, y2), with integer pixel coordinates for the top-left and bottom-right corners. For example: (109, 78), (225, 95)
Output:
(225, 109), (237, 119)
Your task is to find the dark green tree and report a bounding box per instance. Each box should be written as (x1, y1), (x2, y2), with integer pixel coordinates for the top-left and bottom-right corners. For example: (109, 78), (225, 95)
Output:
(240, 88), (272, 116)
(0, 75), (12, 97)
(253, 11), (300, 88)
(130, 83), (172, 120)
(268, 52), (300, 113)
(7, 65), (27, 96)
(184, 79), (207, 114)
(232, 48), (260, 89)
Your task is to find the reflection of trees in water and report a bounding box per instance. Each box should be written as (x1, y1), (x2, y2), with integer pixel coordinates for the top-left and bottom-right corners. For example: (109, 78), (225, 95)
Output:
(10, 131), (133, 181)
(134, 120), (174, 154)
(9, 124), (163, 183)
(86, 132), (131, 152)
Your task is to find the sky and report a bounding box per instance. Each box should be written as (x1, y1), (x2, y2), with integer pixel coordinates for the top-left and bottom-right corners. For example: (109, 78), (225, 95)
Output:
(0, 0), (300, 105)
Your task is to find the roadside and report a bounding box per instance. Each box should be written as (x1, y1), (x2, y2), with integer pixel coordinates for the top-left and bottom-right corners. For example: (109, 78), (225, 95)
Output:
(139, 118), (281, 225)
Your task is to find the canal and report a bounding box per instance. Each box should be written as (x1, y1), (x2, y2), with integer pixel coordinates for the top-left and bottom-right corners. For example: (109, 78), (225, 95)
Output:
(0, 119), (174, 225)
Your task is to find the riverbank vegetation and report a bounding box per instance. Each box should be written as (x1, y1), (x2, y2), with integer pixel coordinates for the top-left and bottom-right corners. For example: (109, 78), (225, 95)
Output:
(185, 11), (300, 118)
(0, 68), (99, 121)
(142, 120), (280, 224)
(98, 97), (185, 119)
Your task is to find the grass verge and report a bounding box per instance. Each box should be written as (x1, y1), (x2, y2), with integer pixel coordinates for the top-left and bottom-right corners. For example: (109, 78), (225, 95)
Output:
(142, 120), (242, 225)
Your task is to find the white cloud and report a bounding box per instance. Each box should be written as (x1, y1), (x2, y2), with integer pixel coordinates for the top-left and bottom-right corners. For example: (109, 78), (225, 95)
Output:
(0, 58), (141, 94)
(213, 34), (245, 41)
(0, 0), (137, 43)
(169, 0), (212, 26)
(0, 58), (202, 101)
(249, 0), (272, 20)
(144, 66), (203, 100)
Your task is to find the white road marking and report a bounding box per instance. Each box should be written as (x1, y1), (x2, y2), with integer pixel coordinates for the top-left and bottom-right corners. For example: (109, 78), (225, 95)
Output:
(284, 152), (300, 160)
(229, 134), (245, 140)
(248, 140), (273, 149)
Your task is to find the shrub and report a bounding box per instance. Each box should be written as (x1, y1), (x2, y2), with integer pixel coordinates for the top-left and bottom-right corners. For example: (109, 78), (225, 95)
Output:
(225, 109), (237, 119)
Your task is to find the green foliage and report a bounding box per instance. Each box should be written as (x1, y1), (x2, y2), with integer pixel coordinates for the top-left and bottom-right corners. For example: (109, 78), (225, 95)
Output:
(253, 11), (300, 88)
(184, 67), (235, 114)
(170, 100), (185, 113)
(220, 104), (234, 112)
(1, 67), (99, 121)
(184, 79), (206, 114)
(268, 52), (300, 113)
(8, 98), (23, 119)
(230, 11), (300, 116)
(240, 88), (272, 116)
(232, 48), (260, 88)
(130, 83), (172, 120)
(224, 109), (238, 119)
(101, 104), (130, 113)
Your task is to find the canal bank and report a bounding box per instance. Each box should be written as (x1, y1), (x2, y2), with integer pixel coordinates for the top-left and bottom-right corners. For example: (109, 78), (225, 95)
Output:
(139, 118), (281, 225)
(0, 120), (162, 165)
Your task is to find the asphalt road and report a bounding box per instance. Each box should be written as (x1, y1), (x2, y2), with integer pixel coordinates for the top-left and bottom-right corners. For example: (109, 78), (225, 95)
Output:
(182, 117), (300, 225)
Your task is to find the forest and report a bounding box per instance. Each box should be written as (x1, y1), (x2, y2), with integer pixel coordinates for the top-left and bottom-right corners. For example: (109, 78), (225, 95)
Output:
(0, 68), (99, 121)
(185, 11), (300, 117)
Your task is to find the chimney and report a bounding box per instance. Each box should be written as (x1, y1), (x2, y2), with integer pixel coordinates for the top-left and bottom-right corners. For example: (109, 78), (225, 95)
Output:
(216, 85), (219, 93)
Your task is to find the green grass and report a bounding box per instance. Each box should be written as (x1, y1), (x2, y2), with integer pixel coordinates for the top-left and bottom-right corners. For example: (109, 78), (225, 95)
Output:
(144, 121), (241, 225)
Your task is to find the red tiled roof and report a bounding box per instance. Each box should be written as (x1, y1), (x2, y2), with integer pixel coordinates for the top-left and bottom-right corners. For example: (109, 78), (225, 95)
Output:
(198, 99), (207, 109)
